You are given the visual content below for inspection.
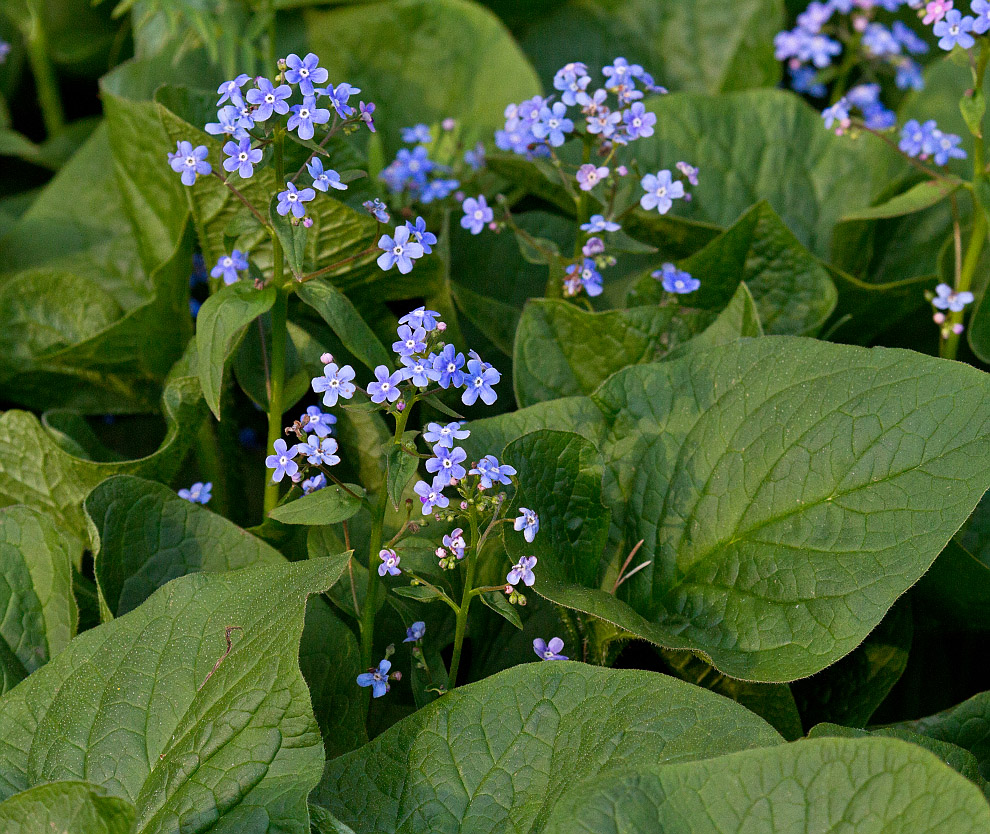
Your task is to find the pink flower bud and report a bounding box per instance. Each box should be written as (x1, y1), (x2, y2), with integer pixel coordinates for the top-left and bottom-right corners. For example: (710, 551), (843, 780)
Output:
(396, 400), (406, 412)
(321, 352), (334, 364)
(933, 313), (946, 325)
(303, 216), (314, 228)
(437, 321), (447, 332)
(616, 165), (628, 176)
(442, 117), (456, 131)
(953, 323), (965, 334)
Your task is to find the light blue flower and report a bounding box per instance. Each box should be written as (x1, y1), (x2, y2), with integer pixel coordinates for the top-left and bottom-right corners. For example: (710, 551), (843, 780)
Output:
(424, 421), (469, 448)
(284, 52), (328, 96)
(246, 77), (291, 120)
(276, 182), (315, 218)
(514, 508), (539, 543)
(414, 478), (449, 514)
(210, 250), (249, 285)
(308, 157), (347, 192)
(178, 482), (212, 504)
(356, 658), (391, 697)
(222, 137), (262, 179)
(368, 365), (403, 403)
(265, 439), (298, 483)
(639, 170), (685, 214)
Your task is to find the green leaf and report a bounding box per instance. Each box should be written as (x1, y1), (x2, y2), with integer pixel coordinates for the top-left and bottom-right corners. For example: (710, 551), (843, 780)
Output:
(808, 724), (990, 798)
(516, 0), (784, 95)
(629, 202), (838, 336)
(390, 584), (445, 602)
(0, 353), (206, 548)
(296, 280), (391, 371)
(914, 539), (990, 630)
(962, 88), (987, 139)
(269, 197), (308, 278)
(234, 318), (329, 413)
(502, 338), (990, 682)
(634, 91), (907, 259)
(513, 299), (714, 407)
(0, 781), (136, 834)
(385, 435), (420, 511)
(0, 558), (348, 829)
(304, 0), (541, 153)
(0, 508), (79, 694)
(542, 737), (990, 834)
(85, 475), (284, 617)
(841, 179), (964, 222)
(156, 88), (379, 287)
(269, 483), (366, 525)
(791, 599), (912, 728)
(664, 282), (764, 360)
(890, 690), (990, 775)
(195, 282), (277, 419)
(312, 662), (783, 832)
(478, 589), (523, 629)
(450, 282), (521, 358)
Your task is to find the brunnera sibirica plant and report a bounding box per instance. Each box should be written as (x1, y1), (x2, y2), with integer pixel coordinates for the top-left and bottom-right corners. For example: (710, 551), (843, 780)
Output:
(7, 0), (990, 831)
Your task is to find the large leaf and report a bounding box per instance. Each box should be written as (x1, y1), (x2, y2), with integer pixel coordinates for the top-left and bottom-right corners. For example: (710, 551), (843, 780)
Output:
(296, 280), (391, 371)
(268, 483), (366, 525)
(195, 282), (277, 419)
(85, 475), (364, 758)
(156, 88), (379, 286)
(542, 737), (990, 833)
(86, 475), (284, 617)
(512, 299), (714, 407)
(0, 781), (136, 834)
(305, 0), (541, 153)
(890, 691), (990, 776)
(633, 90), (906, 260)
(0, 558), (347, 831)
(502, 338), (990, 682)
(0, 353), (205, 548)
(312, 662), (783, 833)
(914, 539), (990, 631)
(628, 202), (838, 336)
(0, 125), (193, 413)
(0, 508), (79, 694)
(515, 0), (783, 95)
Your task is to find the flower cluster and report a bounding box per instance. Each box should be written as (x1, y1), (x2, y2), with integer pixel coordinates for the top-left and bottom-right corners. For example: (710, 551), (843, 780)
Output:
(930, 282), (975, 339)
(927, 3), (990, 51)
(652, 263), (700, 295)
(380, 126), (460, 203)
(777, 1), (928, 104)
(899, 119), (966, 164)
(178, 481), (212, 504)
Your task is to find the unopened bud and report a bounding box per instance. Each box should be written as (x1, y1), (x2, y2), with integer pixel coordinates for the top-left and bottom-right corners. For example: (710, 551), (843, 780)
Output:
(953, 323), (965, 335)
(303, 216), (314, 228)
(396, 400), (406, 412)
(442, 117), (456, 131)
(390, 670), (402, 681)
(321, 352), (334, 364)
(437, 321), (447, 332)
(933, 313), (946, 325)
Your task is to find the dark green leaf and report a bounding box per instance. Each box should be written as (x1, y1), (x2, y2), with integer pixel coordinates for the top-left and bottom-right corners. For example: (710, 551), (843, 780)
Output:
(478, 589), (523, 629)
(841, 179), (964, 222)
(889, 690), (990, 775)
(385, 434), (420, 511)
(270, 197), (308, 278)
(0, 781), (135, 834)
(269, 483), (366, 525)
(296, 280), (391, 371)
(195, 282), (277, 419)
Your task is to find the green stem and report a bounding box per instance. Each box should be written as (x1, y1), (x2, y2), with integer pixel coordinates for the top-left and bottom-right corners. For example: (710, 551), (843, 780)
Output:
(23, 3), (65, 137)
(447, 507), (480, 688)
(359, 403), (413, 671)
(262, 285), (288, 514)
(944, 44), (990, 360)
(194, 420), (229, 518)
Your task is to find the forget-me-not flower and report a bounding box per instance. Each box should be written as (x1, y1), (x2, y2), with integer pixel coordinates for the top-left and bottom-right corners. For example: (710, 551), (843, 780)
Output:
(368, 365), (403, 403)
(377, 225), (425, 274)
(414, 478), (449, 514)
(308, 157), (347, 191)
(302, 405), (336, 437)
(507, 555), (538, 587)
(178, 482), (212, 504)
(169, 141), (211, 186)
(533, 637), (568, 661)
(356, 658), (391, 697)
(265, 439), (298, 483)
(277, 182), (316, 218)
(514, 508), (540, 542)
(211, 250), (249, 285)
(284, 53), (328, 96)
(223, 137), (262, 179)
(462, 358), (500, 406)
(312, 362), (356, 406)
(460, 195), (493, 235)
(246, 77), (291, 120)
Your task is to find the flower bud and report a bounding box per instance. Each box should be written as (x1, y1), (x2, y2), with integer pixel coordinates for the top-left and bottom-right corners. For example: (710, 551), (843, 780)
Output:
(320, 352), (334, 364)
(933, 313), (946, 325)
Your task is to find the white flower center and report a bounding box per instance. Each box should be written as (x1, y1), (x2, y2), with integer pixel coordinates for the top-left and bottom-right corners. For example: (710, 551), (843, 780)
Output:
(185, 156), (196, 166)
(278, 455), (288, 465)
(657, 186), (667, 197)
(381, 382), (391, 392)
(288, 193), (298, 201)
(300, 108), (310, 118)
(393, 244), (404, 256)
(238, 152), (248, 161)
(447, 363), (456, 373)
(265, 93), (275, 103)
(299, 68), (309, 77)
(223, 258), (232, 267)
(473, 210), (484, 220)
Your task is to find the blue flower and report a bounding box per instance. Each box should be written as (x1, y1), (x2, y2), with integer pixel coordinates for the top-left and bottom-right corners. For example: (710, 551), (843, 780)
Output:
(210, 250), (249, 285)
(288, 95), (330, 141)
(789, 66), (827, 98)
(302, 473), (327, 494)
(420, 178), (461, 203)
(892, 20), (930, 53)
(862, 23), (901, 56)
(975, 0), (990, 35)
(442, 528), (466, 559)
(206, 105), (248, 139)
(581, 214), (621, 233)
(178, 481), (212, 504)
(414, 478), (449, 514)
(896, 59), (925, 91)
(169, 141), (211, 186)
(576, 164), (609, 191)
(311, 362), (356, 407)
(514, 508), (539, 543)
(246, 77), (291, 121)
(363, 198), (391, 223)
(553, 62), (591, 106)
(586, 107), (622, 138)
(622, 102), (656, 139)
(302, 405), (336, 437)
(400, 354), (440, 387)
(565, 258), (603, 298)
(284, 53), (328, 96)
(507, 555), (537, 587)
(405, 217), (437, 254)
(804, 33), (842, 67)
(424, 420), (469, 448)
(402, 124), (432, 143)
(321, 82), (360, 119)
(470, 454), (516, 488)
(931, 129), (967, 165)
(276, 182), (316, 218)
(461, 358), (500, 406)
(306, 157), (347, 192)
(265, 439), (298, 483)
(299, 435), (340, 466)
(378, 225), (425, 274)
(934, 10), (976, 51)
(400, 306), (441, 331)
(533, 102), (574, 147)
(359, 101), (377, 132)
(460, 195), (493, 235)
(356, 658), (391, 697)
(933, 282), (974, 312)
(640, 170), (685, 214)
(464, 143), (486, 170)
(822, 98), (850, 131)
(217, 74), (251, 106)
(899, 119), (934, 156)
(378, 548), (401, 577)
(222, 137), (263, 179)
(533, 637), (567, 661)
(368, 365), (403, 403)
(0, 42), (10, 64)
(652, 263), (700, 294)
(426, 445), (467, 486)
(432, 345), (467, 388)
(796, 1), (833, 32)
(676, 161), (700, 186)
(404, 621), (426, 642)
(602, 57), (641, 86)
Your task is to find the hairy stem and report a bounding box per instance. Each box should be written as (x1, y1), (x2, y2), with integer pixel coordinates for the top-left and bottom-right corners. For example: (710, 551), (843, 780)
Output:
(447, 507), (480, 688)
(262, 285), (288, 514)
